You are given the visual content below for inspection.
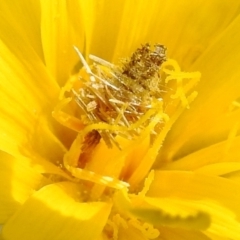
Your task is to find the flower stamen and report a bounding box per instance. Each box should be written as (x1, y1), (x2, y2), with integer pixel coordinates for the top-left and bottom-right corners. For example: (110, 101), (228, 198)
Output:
(70, 44), (167, 148)
(53, 44), (200, 192)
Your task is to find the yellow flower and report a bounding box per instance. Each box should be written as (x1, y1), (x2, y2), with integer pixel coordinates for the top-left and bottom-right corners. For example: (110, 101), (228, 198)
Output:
(1, 1), (240, 240)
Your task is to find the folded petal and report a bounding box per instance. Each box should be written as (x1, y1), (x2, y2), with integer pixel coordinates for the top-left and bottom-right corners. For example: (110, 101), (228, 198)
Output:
(1, 182), (112, 240)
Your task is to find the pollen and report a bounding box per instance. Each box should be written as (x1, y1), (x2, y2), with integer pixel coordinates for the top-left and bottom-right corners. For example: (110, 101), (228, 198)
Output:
(71, 43), (167, 148)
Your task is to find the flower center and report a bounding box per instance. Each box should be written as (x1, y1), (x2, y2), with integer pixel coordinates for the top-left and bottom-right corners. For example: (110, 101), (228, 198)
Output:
(52, 44), (200, 200)
(72, 43), (167, 149)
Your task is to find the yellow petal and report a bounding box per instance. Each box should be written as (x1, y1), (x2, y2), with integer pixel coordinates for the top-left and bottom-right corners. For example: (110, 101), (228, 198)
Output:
(0, 25), (74, 163)
(2, 182), (112, 240)
(0, 151), (43, 224)
(0, 0), (44, 59)
(223, 170), (240, 182)
(158, 227), (211, 240)
(195, 162), (240, 176)
(110, 0), (240, 66)
(158, 14), (240, 162)
(86, 0), (128, 61)
(40, 0), (85, 85)
(147, 171), (240, 238)
(204, 232), (230, 240)
(162, 135), (240, 173)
